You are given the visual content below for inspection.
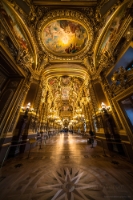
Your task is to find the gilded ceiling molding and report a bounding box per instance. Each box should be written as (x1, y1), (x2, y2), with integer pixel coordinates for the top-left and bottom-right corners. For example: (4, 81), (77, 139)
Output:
(37, 9), (94, 60)
(49, 60), (82, 64)
(42, 64), (89, 81)
(33, 0), (97, 6)
(95, 0), (109, 22)
(83, 51), (95, 74)
(111, 15), (132, 52)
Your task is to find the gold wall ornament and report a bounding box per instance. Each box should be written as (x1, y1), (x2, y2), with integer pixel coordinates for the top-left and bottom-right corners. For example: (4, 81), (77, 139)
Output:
(83, 51), (95, 73)
(16, 49), (33, 67)
(37, 9), (94, 60)
(110, 66), (133, 97)
(38, 54), (49, 70)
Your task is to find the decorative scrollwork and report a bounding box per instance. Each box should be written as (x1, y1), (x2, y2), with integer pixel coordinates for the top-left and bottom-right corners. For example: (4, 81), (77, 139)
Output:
(83, 51), (95, 73)
(16, 48), (33, 70)
(110, 66), (133, 96)
(38, 53), (49, 71)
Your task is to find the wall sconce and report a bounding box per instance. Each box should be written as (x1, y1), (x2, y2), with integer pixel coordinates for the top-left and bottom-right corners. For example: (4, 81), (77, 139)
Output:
(100, 102), (110, 113)
(21, 102), (34, 113)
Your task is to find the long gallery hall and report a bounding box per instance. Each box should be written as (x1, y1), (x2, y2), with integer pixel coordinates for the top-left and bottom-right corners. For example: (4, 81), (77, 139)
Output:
(0, 0), (133, 199)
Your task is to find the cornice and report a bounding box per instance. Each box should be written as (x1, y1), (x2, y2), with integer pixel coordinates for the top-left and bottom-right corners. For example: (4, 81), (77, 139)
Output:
(33, 1), (97, 6)
(42, 63), (89, 81)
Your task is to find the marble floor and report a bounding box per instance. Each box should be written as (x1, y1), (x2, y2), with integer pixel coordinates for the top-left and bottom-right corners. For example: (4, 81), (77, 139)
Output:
(0, 133), (133, 200)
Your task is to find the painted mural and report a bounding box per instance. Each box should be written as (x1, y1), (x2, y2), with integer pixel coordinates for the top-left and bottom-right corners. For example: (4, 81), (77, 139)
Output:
(100, 3), (128, 54)
(42, 20), (88, 54)
(0, 1), (28, 51)
(61, 87), (70, 100)
(61, 76), (71, 86)
(48, 77), (58, 87)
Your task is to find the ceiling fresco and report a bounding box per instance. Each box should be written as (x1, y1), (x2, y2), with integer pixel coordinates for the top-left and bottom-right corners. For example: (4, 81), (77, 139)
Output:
(42, 20), (88, 55)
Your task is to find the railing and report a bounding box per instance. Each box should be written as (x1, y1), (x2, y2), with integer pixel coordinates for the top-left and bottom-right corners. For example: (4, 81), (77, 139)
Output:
(0, 132), (58, 170)
(96, 139), (133, 163)
(0, 141), (29, 170)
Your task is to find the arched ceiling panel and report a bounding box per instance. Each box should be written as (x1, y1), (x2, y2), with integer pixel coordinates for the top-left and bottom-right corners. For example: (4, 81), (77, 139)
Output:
(94, 0), (131, 63)
(1, 0), (37, 70)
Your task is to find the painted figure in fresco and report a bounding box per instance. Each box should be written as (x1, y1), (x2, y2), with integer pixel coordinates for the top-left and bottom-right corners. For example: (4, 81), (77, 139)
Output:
(61, 87), (70, 100)
(101, 4), (128, 54)
(0, 2), (28, 51)
(60, 20), (82, 36)
(61, 76), (71, 86)
(48, 78), (58, 86)
(65, 43), (80, 54)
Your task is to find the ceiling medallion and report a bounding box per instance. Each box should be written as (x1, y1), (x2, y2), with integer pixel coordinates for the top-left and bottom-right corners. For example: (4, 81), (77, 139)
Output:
(37, 10), (94, 60)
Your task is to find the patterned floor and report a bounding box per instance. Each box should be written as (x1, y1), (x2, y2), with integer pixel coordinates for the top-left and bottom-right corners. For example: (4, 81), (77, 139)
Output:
(0, 133), (133, 200)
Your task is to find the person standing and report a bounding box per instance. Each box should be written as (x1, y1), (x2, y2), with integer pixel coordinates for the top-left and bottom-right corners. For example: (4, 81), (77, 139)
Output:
(89, 130), (95, 148)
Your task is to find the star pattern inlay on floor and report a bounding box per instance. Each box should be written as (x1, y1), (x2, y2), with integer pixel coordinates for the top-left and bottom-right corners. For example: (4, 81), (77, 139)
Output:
(40, 167), (103, 200)
(0, 134), (133, 200)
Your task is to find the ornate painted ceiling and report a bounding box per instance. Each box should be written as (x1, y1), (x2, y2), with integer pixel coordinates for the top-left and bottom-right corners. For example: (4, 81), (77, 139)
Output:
(42, 20), (88, 55)
(1, 0), (133, 125)
(44, 75), (85, 120)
